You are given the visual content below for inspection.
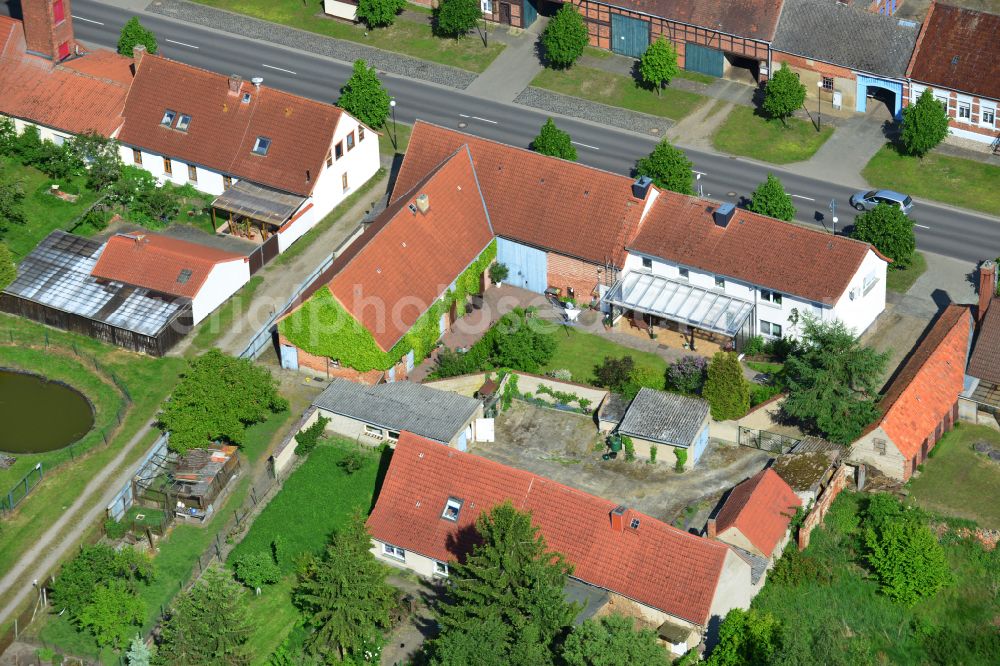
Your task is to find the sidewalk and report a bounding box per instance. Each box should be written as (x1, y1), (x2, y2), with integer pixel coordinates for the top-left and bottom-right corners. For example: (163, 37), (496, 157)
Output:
(464, 17), (547, 103)
(791, 110), (894, 187)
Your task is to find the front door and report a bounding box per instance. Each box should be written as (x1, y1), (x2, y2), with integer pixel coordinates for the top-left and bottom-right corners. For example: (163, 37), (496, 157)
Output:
(500, 2), (512, 25)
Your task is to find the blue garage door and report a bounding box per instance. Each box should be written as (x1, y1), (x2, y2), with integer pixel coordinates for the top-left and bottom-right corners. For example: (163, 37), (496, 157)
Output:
(523, 0), (538, 28)
(685, 43), (724, 78)
(611, 14), (649, 59)
(497, 238), (547, 293)
(855, 75), (903, 118)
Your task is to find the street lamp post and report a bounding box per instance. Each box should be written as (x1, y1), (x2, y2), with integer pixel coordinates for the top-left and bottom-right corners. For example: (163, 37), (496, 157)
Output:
(389, 99), (398, 150)
(816, 79), (823, 132)
(696, 173), (704, 197)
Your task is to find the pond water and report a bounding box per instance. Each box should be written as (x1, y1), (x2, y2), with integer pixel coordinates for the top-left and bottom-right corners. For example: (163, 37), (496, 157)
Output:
(0, 369), (95, 454)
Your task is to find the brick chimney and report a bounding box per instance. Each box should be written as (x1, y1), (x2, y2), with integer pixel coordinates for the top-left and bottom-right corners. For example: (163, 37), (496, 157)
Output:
(23, 0), (75, 62)
(228, 74), (242, 95)
(610, 505), (626, 532)
(978, 260), (996, 325)
(706, 517), (717, 538)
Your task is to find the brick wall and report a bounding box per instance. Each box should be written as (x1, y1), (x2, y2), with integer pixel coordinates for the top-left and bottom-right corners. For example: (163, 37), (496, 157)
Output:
(772, 51), (858, 111)
(546, 253), (605, 305)
(23, 0), (74, 61)
(797, 464), (849, 550)
(901, 85), (1000, 143)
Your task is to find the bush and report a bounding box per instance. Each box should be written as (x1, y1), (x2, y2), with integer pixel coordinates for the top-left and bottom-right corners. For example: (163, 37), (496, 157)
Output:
(104, 517), (127, 540)
(489, 262), (509, 284)
(233, 551), (281, 593)
(863, 513), (951, 605)
(703, 352), (750, 420)
(294, 415), (330, 456)
(547, 368), (573, 381)
(594, 355), (635, 393)
(769, 547), (831, 587)
(665, 355), (707, 395)
(338, 450), (366, 474)
(621, 435), (635, 461)
(649, 444), (657, 464)
(742, 335), (765, 357)
(764, 336), (799, 361)
(750, 382), (782, 406)
(540, 4), (589, 69)
(674, 448), (687, 472)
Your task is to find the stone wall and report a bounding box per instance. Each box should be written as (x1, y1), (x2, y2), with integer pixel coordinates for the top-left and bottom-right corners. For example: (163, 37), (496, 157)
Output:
(797, 464), (849, 550)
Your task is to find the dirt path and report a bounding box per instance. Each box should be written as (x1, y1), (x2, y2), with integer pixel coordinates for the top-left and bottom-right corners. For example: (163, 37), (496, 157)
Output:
(0, 419), (160, 630)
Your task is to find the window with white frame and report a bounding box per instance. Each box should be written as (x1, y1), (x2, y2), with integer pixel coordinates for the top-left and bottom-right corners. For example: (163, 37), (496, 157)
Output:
(441, 497), (463, 522)
(760, 320), (782, 337)
(957, 100), (971, 122)
(981, 105), (996, 128)
(760, 289), (782, 306)
(863, 270), (879, 295)
(481, 0), (493, 12)
(365, 424), (384, 438)
(434, 561), (449, 576)
(382, 544), (405, 560)
(932, 91), (949, 110)
(388, 430), (400, 441)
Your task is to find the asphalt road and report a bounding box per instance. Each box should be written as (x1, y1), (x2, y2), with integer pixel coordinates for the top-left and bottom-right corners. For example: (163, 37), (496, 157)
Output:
(9, 0), (999, 263)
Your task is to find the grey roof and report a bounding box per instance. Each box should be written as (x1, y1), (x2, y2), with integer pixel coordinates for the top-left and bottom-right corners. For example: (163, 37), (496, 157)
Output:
(729, 545), (770, 584)
(616, 388), (709, 447)
(211, 180), (306, 226)
(772, 0), (920, 78)
(598, 392), (631, 424)
(312, 379), (481, 443)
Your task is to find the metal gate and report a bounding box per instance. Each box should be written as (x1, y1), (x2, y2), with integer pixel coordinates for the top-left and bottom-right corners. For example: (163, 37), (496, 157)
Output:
(248, 234), (280, 275)
(855, 74), (903, 118)
(738, 426), (799, 454)
(611, 14), (649, 59)
(685, 43), (724, 78)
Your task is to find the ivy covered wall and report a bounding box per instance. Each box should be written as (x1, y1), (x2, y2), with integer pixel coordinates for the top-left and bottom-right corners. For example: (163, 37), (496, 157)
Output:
(279, 240), (497, 372)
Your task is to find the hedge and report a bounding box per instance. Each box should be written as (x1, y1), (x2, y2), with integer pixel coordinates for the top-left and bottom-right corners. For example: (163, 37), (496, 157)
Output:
(279, 240), (496, 371)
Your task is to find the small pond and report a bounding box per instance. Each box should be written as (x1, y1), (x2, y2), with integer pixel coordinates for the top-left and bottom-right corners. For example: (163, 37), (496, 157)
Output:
(0, 369), (95, 454)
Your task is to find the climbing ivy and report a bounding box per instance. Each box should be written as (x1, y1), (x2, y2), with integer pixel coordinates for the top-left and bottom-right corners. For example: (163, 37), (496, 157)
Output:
(279, 240), (496, 371)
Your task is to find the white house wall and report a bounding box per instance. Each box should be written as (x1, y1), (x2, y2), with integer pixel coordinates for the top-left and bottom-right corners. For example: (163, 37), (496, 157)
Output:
(191, 257), (251, 324)
(323, 0), (358, 21)
(370, 540), (447, 580)
(708, 549), (760, 622)
(8, 117), (76, 146)
(830, 249), (886, 337)
(119, 144), (230, 196)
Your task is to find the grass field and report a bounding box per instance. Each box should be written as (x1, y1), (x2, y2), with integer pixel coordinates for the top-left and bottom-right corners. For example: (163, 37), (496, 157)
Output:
(379, 122), (413, 158)
(227, 439), (387, 658)
(753, 491), (1000, 664)
(193, 0), (504, 72)
(0, 157), (98, 259)
(530, 66), (705, 121)
(186, 276), (264, 356)
(862, 144), (1000, 216)
(713, 106), (834, 163)
(886, 251), (927, 294)
(907, 424), (1000, 530)
(540, 326), (668, 386)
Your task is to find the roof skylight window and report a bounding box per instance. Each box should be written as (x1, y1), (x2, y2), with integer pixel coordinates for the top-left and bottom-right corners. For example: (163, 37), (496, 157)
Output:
(441, 497), (463, 522)
(252, 136), (271, 156)
(176, 269), (193, 284)
(176, 114), (191, 132)
(160, 109), (176, 127)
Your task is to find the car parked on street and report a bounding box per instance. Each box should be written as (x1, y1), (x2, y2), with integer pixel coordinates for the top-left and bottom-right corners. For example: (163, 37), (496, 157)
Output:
(850, 189), (913, 215)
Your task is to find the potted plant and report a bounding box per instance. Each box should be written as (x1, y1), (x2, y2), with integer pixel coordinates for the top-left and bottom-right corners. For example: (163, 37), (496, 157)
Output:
(489, 262), (509, 286)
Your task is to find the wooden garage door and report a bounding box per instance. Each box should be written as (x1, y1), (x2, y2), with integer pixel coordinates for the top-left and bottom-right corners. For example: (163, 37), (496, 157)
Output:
(611, 14), (649, 59)
(686, 43), (724, 78)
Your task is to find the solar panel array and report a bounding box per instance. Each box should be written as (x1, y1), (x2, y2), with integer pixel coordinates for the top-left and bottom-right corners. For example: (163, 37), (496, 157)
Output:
(5, 231), (189, 337)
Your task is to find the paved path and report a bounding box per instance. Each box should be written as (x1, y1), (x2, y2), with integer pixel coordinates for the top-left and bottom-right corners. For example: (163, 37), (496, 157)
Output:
(0, 419), (160, 629)
(792, 110), (893, 188)
(464, 17), (547, 103)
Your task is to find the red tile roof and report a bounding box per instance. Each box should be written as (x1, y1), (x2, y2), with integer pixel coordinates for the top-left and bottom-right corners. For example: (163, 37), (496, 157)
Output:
(0, 16), (131, 136)
(968, 297), (1000, 385)
(367, 432), (733, 626)
(876, 304), (973, 460)
(612, 0), (785, 41)
(714, 469), (801, 558)
(630, 191), (882, 303)
(392, 122), (649, 268)
(324, 148), (494, 351)
(118, 55), (342, 197)
(91, 233), (246, 299)
(907, 3), (1000, 100)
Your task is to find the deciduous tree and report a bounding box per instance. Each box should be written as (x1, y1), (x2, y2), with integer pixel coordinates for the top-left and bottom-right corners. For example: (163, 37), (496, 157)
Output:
(49, 545), (153, 623)
(635, 139), (694, 195)
(118, 17), (158, 56)
(357, 0), (406, 29)
(748, 173), (796, 221)
(70, 133), (124, 192)
(427, 502), (577, 665)
(294, 512), (397, 662)
(562, 614), (668, 666)
(540, 4), (589, 69)
(156, 567), (252, 666)
(434, 0), (482, 39)
(0, 117), (15, 155)
(639, 37), (679, 95)
(337, 60), (392, 130)
(532, 118), (577, 161)
(0, 241), (15, 290)
(900, 88), (950, 157)
(762, 63), (806, 125)
(703, 352), (750, 421)
(158, 349), (288, 455)
(593, 355), (636, 393)
(780, 317), (887, 443)
(706, 608), (783, 666)
(78, 579), (145, 649)
(0, 172), (26, 233)
(851, 201), (916, 269)
(233, 551), (281, 595)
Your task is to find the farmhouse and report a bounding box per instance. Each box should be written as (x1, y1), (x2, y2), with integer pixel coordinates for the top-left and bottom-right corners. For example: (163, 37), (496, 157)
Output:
(368, 432), (762, 652)
(708, 468), (801, 564)
(852, 304), (974, 481)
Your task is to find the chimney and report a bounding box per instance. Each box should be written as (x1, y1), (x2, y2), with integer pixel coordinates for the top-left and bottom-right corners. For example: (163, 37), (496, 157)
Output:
(610, 505), (626, 532)
(415, 193), (430, 215)
(251, 76), (264, 89)
(978, 260), (996, 324)
(132, 44), (146, 64)
(22, 0), (75, 62)
(228, 74), (242, 94)
(631, 175), (653, 200)
(713, 203), (736, 228)
(706, 518), (717, 538)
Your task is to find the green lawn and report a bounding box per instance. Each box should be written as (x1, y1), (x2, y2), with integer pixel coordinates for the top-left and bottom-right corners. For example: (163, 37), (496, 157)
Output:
(193, 0), (505, 73)
(712, 106), (834, 163)
(886, 250), (927, 294)
(907, 424), (1000, 530)
(530, 66), (705, 121)
(227, 439), (387, 658)
(0, 157), (99, 259)
(186, 276), (264, 356)
(753, 491), (1000, 664)
(862, 144), (1000, 216)
(379, 122), (413, 158)
(540, 326), (668, 385)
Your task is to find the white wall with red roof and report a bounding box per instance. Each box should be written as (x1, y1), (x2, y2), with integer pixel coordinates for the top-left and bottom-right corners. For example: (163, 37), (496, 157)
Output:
(190, 256), (251, 324)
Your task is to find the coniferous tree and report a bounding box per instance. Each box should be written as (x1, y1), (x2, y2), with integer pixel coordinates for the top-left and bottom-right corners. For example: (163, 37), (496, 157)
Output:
(703, 352), (750, 421)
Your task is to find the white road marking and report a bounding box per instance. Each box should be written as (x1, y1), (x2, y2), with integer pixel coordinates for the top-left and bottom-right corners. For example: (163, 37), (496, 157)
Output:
(166, 39), (200, 49)
(262, 64), (297, 75)
(471, 116), (498, 124)
(915, 223), (930, 229)
(791, 194), (815, 201)
(571, 141), (600, 150)
(693, 170), (707, 176)
(459, 114), (471, 118)
(72, 15), (103, 25)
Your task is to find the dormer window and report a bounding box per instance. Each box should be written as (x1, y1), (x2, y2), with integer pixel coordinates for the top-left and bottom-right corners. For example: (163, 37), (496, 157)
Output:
(242, 92), (252, 104)
(160, 110), (176, 127)
(176, 114), (191, 132)
(252, 136), (271, 156)
(441, 497), (463, 522)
